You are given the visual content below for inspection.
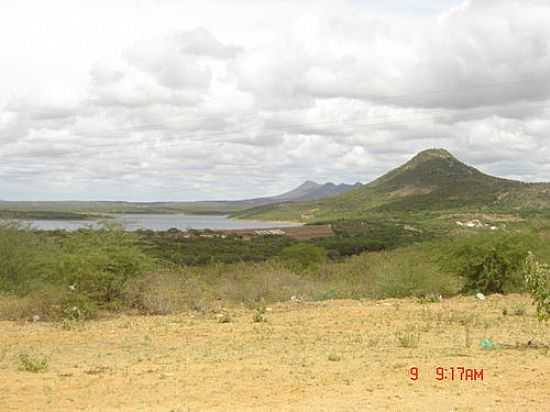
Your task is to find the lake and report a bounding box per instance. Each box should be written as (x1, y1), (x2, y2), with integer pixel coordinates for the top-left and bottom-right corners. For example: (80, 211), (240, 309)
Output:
(21, 214), (302, 231)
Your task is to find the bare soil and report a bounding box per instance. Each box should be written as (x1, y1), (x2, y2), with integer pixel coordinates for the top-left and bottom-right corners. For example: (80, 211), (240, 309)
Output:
(1, 294), (549, 411)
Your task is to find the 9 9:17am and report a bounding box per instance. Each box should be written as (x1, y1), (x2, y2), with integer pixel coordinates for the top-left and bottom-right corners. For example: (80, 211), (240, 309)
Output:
(409, 367), (484, 381)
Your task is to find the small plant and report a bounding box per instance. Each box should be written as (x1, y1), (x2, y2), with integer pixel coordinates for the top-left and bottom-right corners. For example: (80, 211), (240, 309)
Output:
(63, 305), (83, 321)
(328, 353), (342, 362)
(312, 288), (338, 301)
(61, 318), (80, 331)
(252, 306), (267, 323)
(523, 252), (550, 322)
(417, 294), (442, 304)
(396, 329), (421, 348)
(216, 311), (232, 323)
(18, 352), (48, 373)
(512, 304), (527, 316)
(366, 336), (380, 347)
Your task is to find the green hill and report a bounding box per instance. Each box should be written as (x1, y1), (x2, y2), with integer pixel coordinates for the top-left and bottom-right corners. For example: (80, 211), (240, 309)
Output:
(233, 149), (550, 222)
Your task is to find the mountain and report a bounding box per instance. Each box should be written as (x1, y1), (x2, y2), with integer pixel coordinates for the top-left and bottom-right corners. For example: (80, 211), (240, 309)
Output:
(265, 181), (362, 202)
(233, 149), (550, 222)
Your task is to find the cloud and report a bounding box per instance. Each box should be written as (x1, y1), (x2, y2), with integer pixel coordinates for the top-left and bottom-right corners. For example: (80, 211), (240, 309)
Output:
(173, 28), (242, 59)
(2, 0), (550, 200)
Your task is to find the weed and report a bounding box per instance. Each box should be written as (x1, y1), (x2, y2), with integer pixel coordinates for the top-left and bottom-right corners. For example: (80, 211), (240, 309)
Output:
(512, 304), (527, 316)
(18, 352), (48, 373)
(417, 294), (442, 304)
(61, 319), (81, 331)
(312, 288), (338, 301)
(216, 311), (232, 323)
(328, 353), (342, 362)
(252, 306), (267, 323)
(396, 329), (421, 348)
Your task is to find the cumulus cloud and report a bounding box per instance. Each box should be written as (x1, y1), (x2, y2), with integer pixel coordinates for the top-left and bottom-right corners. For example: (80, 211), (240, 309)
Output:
(1, 0), (550, 200)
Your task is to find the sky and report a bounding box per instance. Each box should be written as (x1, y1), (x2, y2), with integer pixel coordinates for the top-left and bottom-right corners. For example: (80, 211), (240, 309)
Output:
(1, 0), (550, 201)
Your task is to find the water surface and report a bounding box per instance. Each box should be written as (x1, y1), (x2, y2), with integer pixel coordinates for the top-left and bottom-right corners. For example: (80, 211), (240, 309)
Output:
(22, 214), (301, 231)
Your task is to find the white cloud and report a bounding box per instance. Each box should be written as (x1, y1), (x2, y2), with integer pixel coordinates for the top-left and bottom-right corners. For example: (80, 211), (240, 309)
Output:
(1, 0), (550, 200)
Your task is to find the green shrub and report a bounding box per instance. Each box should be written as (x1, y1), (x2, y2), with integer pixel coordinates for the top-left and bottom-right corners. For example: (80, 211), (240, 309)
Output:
(369, 247), (461, 298)
(523, 252), (550, 321)
(438, 232), (533, 294)
(309, 243), (461, 300)
(54, 227), (155, 303)
(0, 223), (155, 316)
(279, 243), (327, 272)
(0, 222), (59, 294)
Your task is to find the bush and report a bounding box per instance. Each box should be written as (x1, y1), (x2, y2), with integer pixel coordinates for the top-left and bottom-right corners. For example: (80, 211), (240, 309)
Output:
(368, 247), (461, 298)
(279, 243), (327, 272)
(310, 243), (461, 300)
(18, 352), (48, 373)
(53, 226), (155, 304)
(438, 232), (533, 294)
(0, 222), (59, 294)
(0, 223), (155, 316)
(523, 252), (550, 321)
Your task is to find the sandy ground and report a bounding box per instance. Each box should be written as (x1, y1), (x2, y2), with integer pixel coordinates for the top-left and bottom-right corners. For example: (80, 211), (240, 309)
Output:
(1, 294), (549, 411)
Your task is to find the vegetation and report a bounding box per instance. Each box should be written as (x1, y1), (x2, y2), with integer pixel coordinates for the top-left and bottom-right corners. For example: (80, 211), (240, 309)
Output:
(279, 243), (327, 272)
(0, 210), (100, 220)
(0, 222), (154, 319)
(18, 352), (49, 373)
(140, 231), (293, 266)
(438, 232), (535, 294)
(3, 216), (550, 321)
(523, 252), (550, 321)
(137, 218), (433, 269)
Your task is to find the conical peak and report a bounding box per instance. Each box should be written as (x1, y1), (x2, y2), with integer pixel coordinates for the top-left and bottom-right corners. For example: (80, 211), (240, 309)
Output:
(414, 148), (454, 161)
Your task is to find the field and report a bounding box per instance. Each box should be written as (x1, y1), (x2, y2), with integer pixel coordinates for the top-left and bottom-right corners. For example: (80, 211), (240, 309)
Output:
(1, 294), (549, 411)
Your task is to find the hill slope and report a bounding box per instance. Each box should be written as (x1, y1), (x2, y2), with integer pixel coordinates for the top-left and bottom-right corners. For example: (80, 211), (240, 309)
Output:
(234, 149), (550, 222)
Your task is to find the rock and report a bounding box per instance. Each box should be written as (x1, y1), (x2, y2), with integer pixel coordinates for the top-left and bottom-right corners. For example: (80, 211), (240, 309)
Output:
(475, 293), (486, 301)
(32, 315), (41, 322)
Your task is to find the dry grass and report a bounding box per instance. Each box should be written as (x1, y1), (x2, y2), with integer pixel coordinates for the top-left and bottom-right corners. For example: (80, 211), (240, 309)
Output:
(1, 294), (549, 411)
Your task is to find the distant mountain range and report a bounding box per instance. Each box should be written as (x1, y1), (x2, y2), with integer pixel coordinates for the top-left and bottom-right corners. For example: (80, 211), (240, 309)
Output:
(233, 149), (550, 222)
(4, 148), (550, 221)
(0, 180), (362, 217)
(252, 181), (362, 203)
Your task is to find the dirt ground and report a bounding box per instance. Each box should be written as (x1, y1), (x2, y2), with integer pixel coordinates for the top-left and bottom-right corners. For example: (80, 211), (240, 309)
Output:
(1, 294), (549, 411)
